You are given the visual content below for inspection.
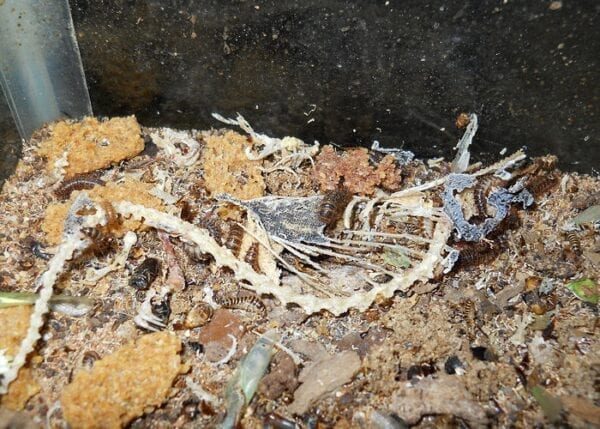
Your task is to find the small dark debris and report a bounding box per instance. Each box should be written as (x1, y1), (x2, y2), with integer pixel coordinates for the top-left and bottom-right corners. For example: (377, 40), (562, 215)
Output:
(141, 135), (159, 157)
(181, 399), (199, 420)
(406, 361), (437, 382)
(542, 320), (557, 341)
(470, 346), (497, 362)
(199, 400), (217, 416)
(264, 413), (298, 429)
(444, 355), (465, 375)
(186, 341), (204, 354)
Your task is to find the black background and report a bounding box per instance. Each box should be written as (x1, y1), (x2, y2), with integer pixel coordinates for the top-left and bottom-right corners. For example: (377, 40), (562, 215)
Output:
(1, 0), (598, 182)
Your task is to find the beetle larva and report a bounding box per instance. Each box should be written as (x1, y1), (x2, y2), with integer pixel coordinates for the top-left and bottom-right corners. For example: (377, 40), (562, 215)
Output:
(318, 187), (353, 227)
(55, 174), (106, 200)
(565, 230), (581, 254)
(244, 242), (261, 272)
(456, 239), (505, 268)
(225, 223), (244, 257)
(535, 155), (558, 172)
(217, 295), (267, 317)
(199, 214), (224, 245)
(525, 174), (558, 199)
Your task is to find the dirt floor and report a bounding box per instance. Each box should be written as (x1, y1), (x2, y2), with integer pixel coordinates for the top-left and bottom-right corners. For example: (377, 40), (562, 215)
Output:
(0, 115), (598, 428)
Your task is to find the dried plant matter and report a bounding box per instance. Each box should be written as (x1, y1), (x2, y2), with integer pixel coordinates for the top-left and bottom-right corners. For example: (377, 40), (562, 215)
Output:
(222, 331), (278, 428)
(313, 145), (402, 195)
(149, 128), (201, 167)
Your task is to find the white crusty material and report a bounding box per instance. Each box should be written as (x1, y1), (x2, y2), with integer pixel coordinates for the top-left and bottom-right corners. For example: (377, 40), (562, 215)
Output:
(451, 113), (478, 173)
(186, 377), (220, 406)
(212, 112), (307, 161)
(149, 128), (201, 167)
(0, 350), (11, 375)
(0, 194), (105, 394)
(113, 201), (452, 316)
(84, 231), (137, 284)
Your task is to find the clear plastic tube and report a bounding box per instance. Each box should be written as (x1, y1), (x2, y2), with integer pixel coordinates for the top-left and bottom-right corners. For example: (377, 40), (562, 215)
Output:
(0, 0), (92, 140)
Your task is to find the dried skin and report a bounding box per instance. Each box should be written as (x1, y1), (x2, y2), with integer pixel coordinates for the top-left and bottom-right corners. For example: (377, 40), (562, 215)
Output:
(0, 307), (40, 410)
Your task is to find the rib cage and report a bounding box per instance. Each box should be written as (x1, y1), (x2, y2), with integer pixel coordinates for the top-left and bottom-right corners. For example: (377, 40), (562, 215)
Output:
(115, 194), (452, 315)
(214, 192), (453, 306)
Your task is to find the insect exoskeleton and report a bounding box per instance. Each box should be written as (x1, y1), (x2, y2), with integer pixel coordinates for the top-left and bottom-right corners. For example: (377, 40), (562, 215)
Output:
(565, 230), (581, 254)
(535, 155), (558, 172)
(456, 239), (504, 268)
(55, 173), (106, 200)
(151, 294), (171, 324)
(473, 176), (494, 218)
(525, 173), (559, 198)
(199, 213), (223, 245)
(81, 227), (117, 258)
(244, 242), (262, 273)
(217, 294), (267, 317)
(22, 236), (51, 260)
(318, 187), (353, 227)
(178, 200), (198, 223)
(225, 223), (244, 257)
(184, 302), (214, 329)
(129, 258), (161, 289)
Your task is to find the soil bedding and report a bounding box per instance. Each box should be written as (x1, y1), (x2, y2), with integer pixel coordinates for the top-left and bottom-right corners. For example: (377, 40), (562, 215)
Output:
(0, 116), (598, 428)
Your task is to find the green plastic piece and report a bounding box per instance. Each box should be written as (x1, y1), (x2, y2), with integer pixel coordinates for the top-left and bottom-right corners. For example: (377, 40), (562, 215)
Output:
(531, 385), (562, 422)
(572, 205), (600, 225)
(566, 279), (599, 304)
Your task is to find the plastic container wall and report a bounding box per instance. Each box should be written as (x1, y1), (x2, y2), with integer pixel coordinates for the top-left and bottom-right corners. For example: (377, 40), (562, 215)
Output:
(0, 0), (92, 140)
